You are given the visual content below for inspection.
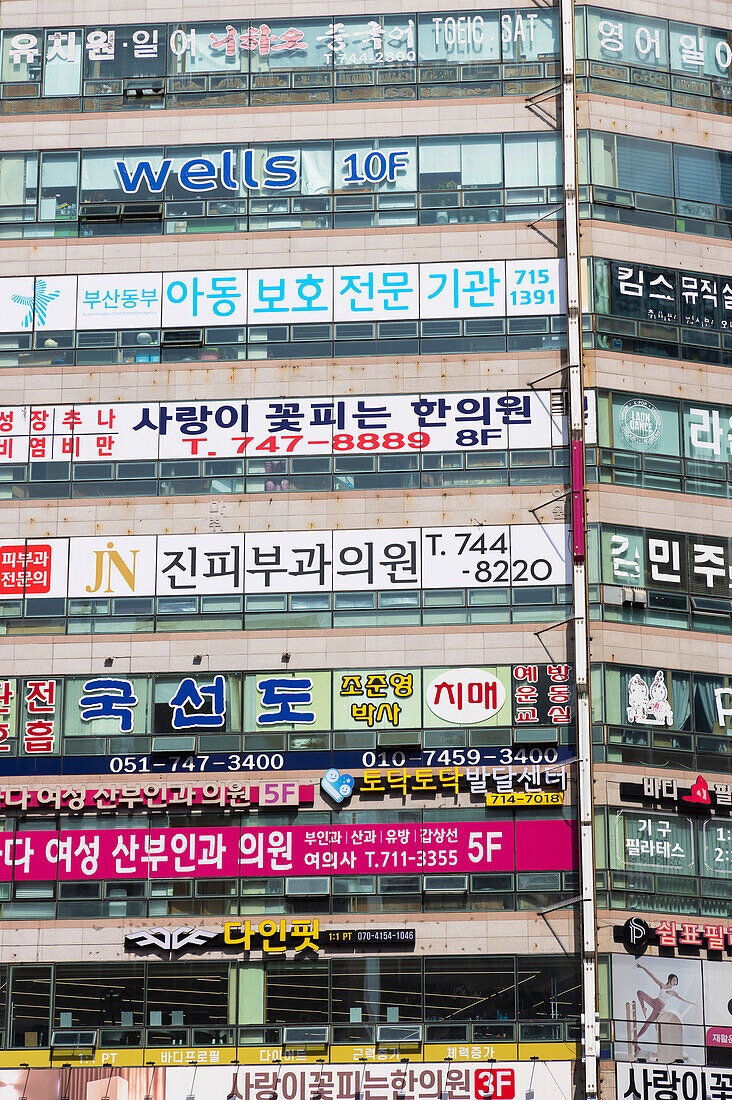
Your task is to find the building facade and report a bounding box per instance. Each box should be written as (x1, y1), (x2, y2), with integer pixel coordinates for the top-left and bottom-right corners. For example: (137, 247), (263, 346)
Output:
(0, 0), (729, 1098)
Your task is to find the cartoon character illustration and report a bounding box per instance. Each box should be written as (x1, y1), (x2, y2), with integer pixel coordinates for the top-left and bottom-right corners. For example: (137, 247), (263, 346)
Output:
(627, 671), (673, 726)
(627, 675), (649, 724)
(321, 768), (355, 804)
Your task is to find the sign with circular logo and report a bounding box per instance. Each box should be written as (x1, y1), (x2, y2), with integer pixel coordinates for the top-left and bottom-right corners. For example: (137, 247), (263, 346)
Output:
(425, 668), (506, 724)
(618, 399), (663, 452)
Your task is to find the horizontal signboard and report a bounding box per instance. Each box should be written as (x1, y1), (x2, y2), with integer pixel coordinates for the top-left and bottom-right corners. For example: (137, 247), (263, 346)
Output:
(124, 921), (416, 955)
(0, 261), (565, 333)
(0, 743), (575, 778)
(0, 663), (575, 759)
(0, 1062), (572, 1098)
(0, 819), (576, 881)
(0, 389), (597, 465)
(0, 525), (571, 600)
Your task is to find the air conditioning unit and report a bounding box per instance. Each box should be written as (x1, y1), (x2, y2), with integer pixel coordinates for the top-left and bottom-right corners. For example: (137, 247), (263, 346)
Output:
(603, 585), (646, 607)
(282, 1026), (329, 1046)
(50, 1029), (97, 1048)
(376, 1025), (422, 1044)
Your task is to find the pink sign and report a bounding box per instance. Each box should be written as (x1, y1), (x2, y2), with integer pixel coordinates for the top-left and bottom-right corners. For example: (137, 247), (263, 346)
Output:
(0, 780), (314, 813)
(0, 820), (576, 881)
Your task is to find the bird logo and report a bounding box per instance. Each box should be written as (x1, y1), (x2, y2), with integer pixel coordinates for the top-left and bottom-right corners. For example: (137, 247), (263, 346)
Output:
(11, 278), (61, 328)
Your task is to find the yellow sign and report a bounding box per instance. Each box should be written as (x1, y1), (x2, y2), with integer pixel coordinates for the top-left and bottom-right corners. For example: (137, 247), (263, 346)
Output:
(485, 791), (564, 806)
(1, 1042), (580, 1069)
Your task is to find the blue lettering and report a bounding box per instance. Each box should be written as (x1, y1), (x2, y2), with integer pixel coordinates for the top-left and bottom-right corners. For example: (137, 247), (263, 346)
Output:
(179, 157), (218, 192)
(264, 154), (299, 190)
(221, 148), (239, 191)
(115, 158), (172, 195)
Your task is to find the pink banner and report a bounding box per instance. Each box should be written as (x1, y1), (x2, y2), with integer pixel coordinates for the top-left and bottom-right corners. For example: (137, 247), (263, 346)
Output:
(0, 780), (313, 813)
(0, 820), (576, 881)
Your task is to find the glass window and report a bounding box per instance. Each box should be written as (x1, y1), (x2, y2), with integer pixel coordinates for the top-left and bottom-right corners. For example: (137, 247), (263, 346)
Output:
(590, 133), (673, 195)
(83, 25), (167, 81)
(331, 958), (422, 1023)
(425, 957), (515, 1021)
(0, 153), (38, 208)
(337, 17), (416, 70)
(674, 144), (732, 207)
(10, 966), (51, 1048)
(153, 673), (241, 733)
(81, 148), (165, 203)
(504, 134), (560, 188)
(604, 665), (691, 730)
(249, 19), (332, 74)
(517, 956), (580, 1019)
(63, 675), (153, 737)
(39, 152), (79, 222)
(169, 22), (248, 77)
(43, 29), (83, 95)
(501, 10), (560, 61)
(146, 962), (231, 1025)
(265, 961), (329, 1023)
(0, 29), (43, 83)
(670, 22), (732, 83)
(609, 393), (681, 456)
(336, 138), (415, 193)
(417, 12), (500, 64)
(54, 964), (144, 1027)
(586, 9), (669, 69)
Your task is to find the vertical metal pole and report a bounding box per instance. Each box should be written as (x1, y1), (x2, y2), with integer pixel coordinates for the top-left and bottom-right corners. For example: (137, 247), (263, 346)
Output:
(558, 0), (599, 1096)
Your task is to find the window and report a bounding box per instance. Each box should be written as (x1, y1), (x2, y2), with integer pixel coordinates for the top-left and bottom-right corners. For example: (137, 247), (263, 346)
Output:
(424, 957), (515, 1021)
(331, 957), (422, 1023)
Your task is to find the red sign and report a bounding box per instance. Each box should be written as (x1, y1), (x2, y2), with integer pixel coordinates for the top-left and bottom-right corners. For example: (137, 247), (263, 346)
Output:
(474, 1069), (516, 1100)
(0, 542), (52, 594)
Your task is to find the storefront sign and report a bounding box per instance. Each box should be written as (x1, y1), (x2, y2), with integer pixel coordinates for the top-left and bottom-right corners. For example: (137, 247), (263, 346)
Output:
(0, 819), (576, 880)
(124, 920), (415, 955)
(609, 261), (732, 331)
(0, 524), (570, 600)
(615, 917), (732, 958)
(0, 664), (575, 761)
(613, 811), (732, 877)
(617, 1064), (732, 1100)
(620, 775), (732, 815)
(0, 743), (575, 778)
(321, 763), (568, 804)
(617, 399), (665, 453)
(0, 1062), (573, 1096)
(0, 261), (566, 333)
(115, 148), (410, 194)
(0, 780), (314, 813)
(0, 389), (593, 466)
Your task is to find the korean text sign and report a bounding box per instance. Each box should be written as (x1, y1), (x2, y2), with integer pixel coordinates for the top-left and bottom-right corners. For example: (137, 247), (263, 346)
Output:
(0, 819), (577, 880)
(0, 525), (571, 599)
(0, 389), (597, 466)
(0, 261), (565, 333)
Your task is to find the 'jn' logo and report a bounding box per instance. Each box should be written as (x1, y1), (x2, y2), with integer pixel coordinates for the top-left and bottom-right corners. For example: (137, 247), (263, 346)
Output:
(11, 278), (61, 329)
(86, 542), (139, 595)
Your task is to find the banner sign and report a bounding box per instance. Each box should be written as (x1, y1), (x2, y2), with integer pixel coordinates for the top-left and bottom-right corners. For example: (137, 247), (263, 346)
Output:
(612, 811), (732, 877)
(0, 1063), (572, 1099)
(0, 663), (575, 761)
(617, 1064), (732, 1100)
(613, 954), (732, 1066)
(0, 819), (576, 880)
(0, 260), (565, 334)
(0, 388), (596, 465)
(0, 780), (314, 813)
(124, 920), (416, 955)
(0, 524), (571, 600)
(0, 743), (575, 779)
